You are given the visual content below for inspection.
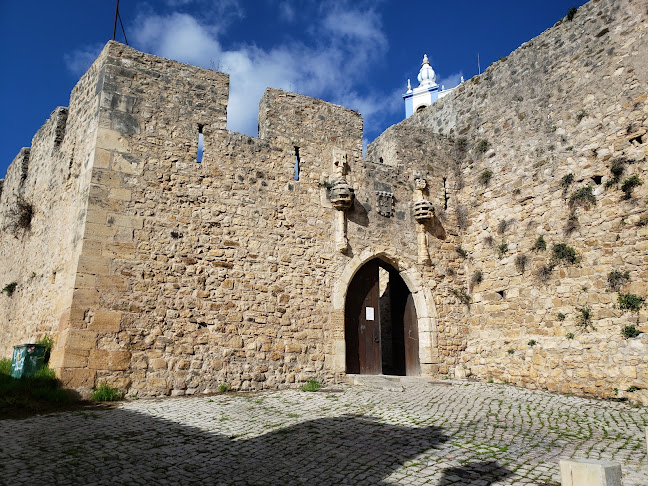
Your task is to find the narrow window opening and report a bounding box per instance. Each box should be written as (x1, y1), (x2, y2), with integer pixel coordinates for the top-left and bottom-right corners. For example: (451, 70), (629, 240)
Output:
(629, 135), (643, 145)
(294, 146), (300, 181)
(443, 177), (449, 210)
(591, 175), (603, 185)
(197, 125), (204, 163)
(496, 290), (505, 298)
(379, 157), (384, 164)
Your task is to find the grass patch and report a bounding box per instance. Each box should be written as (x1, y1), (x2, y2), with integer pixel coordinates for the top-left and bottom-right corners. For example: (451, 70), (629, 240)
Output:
(0, 359), (77, 417)
(91, 383), (123, 402)
(476, 140), (489, 154)
(497, 242), (509, 258)
(218, 383), (231, 393)
(300, 379), (321, 392)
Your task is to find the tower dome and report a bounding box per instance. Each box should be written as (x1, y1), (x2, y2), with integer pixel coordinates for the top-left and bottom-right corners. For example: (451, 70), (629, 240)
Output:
(417, 54), (436, 87)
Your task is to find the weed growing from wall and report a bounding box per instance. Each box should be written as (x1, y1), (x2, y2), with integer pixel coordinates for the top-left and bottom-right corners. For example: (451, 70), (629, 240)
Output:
(515, 254), (528, 273)
(6, 196), (33, 234)
(455, 246), (468, 258)
(470, 270), (483, 291)
(551, 243), (579, 266)
(621, 175), (642, 199)
(2, 282), (17, 297)
(576, 307), (594, 331)
(607, 270), (630, 292)
(451, 288), (471, 306)
(479, 169), (493, 186)
(566, 6), (578, 21)
(618, 293), (646, 313)
(497, 242), (509, 258)
(568, 186), (596, 210)
(476, 140), (489, 154)
(532, 235), (546, 251)
(622, 325), (641, 339)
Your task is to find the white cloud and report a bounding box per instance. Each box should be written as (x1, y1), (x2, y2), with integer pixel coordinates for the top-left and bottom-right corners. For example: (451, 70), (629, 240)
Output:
(63, 43), (105, 77)
(67, 4), (400, 138)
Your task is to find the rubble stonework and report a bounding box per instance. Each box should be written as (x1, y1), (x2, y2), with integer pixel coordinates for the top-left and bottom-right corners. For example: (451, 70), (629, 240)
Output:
(0, 0), (647, 401)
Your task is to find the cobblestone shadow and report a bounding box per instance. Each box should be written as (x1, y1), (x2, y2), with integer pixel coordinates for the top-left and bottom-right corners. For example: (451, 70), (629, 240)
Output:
(2, 409), (450, 485)
(438, 460), (513, 485)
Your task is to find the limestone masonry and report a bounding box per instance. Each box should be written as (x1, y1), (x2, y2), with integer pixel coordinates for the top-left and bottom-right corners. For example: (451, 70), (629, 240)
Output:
(1, 0), (647, 402)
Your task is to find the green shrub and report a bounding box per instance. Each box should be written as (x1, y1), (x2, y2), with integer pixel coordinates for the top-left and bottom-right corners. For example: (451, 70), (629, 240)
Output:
(507, 349), (515, 355)
(497, 242), (509, 258)
(551, 243), (579, 265)
(566, 6), (578, 21)
(557, 312), (566, 321)
(479, 169), (493, 186)
(566, 332), (574, 339)
(532, 235), (547, 251)
(456, 138), (468, 150)
(621, 175), (642, 199)
(561, 173), (574, 192)
(568, 186), (596, 209)
(577, 307), (594, 330)
(622, 325), (641, 339)
(618, 293), (645, 313)
(451, 288), (471, 305)
(476, 140), (489, 154)
(2, 282), (17, 297)
(300, 379), (321, 392)
(91, 383), (123, 402)
(218, 383), (231, 393)
(607, 270), (630, 292)
(528, 340), (537, 347)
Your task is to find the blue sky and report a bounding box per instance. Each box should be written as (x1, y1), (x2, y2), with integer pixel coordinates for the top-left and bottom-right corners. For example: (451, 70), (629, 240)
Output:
(0, 1), (588, 179)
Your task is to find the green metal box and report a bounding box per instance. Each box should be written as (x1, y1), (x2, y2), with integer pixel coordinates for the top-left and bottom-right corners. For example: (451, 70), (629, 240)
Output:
(10, 344), (46, 379)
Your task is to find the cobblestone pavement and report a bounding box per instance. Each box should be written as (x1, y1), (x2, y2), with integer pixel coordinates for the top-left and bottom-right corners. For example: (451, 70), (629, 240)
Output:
(1, 378), (648, 485)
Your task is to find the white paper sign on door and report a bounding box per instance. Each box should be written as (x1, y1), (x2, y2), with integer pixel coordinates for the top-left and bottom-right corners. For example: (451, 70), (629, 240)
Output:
(366, 307), (375, 321)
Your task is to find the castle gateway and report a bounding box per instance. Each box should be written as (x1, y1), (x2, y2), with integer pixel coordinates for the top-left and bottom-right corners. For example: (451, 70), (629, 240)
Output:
(1, 0), (647, 403)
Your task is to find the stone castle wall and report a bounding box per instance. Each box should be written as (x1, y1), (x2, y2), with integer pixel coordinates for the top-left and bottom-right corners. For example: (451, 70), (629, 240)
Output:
(380, 0), (648, 400)
(0, 50), (109, 358)
(1, 0), (647, 402)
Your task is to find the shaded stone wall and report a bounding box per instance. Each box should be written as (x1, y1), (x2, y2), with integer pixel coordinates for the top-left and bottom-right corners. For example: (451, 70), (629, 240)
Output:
(380, 0), (648, 401)
(0, 49), (107, 358)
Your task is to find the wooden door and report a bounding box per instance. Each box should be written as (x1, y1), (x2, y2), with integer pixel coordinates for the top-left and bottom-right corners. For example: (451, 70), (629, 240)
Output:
(345, 260), (381, 374)
(403, 293), (420, 376)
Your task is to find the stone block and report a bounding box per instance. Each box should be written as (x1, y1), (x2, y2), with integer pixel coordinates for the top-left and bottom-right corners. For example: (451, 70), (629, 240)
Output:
(96, 275), (127, 291)
(88, 349), (131, 370)
(76, 256), (111, 276)
(559, 459), (622, 486)
(61, 328), (97, 351)
(58, 368), (96, 389)
(88, 309), (122, 332)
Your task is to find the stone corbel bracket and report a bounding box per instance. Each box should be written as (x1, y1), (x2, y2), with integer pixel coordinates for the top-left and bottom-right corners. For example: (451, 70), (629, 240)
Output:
(412, 176), (434, 265)
(329, 148), (354, 253)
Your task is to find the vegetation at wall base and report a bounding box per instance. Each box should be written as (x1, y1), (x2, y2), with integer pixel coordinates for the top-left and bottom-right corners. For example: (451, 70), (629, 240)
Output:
(0, 358), (79, 418)
(300, 379), (321, 392)
(91, 383), (124, 402)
